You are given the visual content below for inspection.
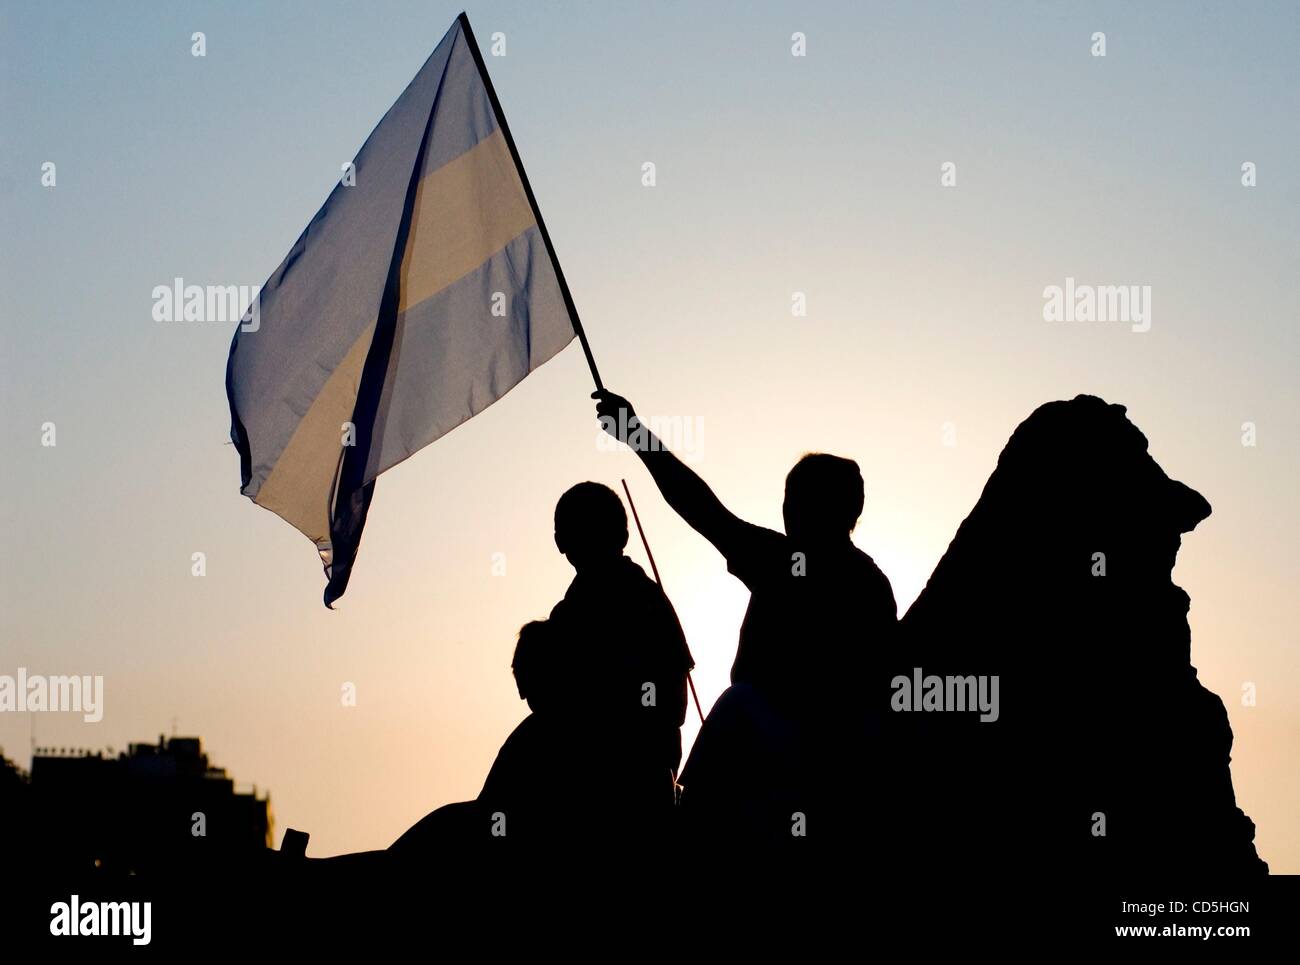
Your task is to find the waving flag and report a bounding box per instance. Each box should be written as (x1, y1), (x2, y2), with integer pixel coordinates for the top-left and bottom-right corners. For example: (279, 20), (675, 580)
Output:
(227, 14), (599, 605)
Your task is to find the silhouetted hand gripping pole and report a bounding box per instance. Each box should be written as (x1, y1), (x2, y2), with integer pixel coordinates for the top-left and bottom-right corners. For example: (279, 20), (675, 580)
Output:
(594, 391), (750, 557)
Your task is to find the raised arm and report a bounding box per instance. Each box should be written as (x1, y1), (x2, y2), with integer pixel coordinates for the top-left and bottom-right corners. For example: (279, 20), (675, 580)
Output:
(593, 390), (747, 555)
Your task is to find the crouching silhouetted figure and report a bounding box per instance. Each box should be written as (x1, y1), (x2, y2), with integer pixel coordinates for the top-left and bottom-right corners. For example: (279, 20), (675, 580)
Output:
(469, 621), (567, 836)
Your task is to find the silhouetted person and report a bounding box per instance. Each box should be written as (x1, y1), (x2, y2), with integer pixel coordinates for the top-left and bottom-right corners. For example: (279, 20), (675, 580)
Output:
(594, 391), (897, 844)
(546, 483), (694, 808)
(393, 482), (693, 852)
(594, 391), (896, 716)
(476, 621), (564, 827)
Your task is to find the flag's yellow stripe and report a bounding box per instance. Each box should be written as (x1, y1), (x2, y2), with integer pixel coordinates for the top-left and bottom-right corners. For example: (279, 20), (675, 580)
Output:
(398, 127), (536, 312)
(255, 322), (375, 542)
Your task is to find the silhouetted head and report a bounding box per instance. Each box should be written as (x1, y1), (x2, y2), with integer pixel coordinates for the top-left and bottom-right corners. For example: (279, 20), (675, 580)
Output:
(783, 453), (865, 543)
(554, 482), (629, 570)
(511, 620), (553, 712)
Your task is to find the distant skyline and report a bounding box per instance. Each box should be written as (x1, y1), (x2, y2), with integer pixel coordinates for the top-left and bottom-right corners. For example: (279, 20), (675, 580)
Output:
(3, 1), (1297, 868)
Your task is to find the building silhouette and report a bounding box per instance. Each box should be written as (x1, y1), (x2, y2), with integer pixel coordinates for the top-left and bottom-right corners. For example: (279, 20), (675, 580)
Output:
(1, 735), (270, 873)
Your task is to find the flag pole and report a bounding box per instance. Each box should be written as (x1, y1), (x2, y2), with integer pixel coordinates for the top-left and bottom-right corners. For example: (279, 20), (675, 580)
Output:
(458, 12), (604, 392)
(622, 479), (707, 725)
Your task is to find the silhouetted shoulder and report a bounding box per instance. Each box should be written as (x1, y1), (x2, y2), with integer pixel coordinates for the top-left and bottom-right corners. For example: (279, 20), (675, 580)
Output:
(722, 522), (794, 588)
(856, 549), (898, 622)
(620, 557), (695, 672)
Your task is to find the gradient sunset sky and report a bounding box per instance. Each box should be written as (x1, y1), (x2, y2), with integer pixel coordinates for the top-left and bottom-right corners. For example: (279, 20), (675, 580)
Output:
(2, 0), (1297, 868)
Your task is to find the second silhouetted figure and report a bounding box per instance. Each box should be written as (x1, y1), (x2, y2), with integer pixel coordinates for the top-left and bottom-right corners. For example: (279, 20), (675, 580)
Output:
(594, 390), (897, 719)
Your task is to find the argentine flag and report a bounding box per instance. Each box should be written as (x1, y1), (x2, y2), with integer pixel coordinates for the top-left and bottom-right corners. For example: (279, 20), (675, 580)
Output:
(226, 14), (586, 605)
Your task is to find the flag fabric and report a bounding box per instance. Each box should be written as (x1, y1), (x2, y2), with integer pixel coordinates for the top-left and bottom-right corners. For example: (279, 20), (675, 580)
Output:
(226, 14), (579, 605)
